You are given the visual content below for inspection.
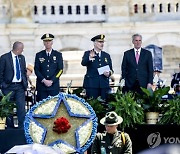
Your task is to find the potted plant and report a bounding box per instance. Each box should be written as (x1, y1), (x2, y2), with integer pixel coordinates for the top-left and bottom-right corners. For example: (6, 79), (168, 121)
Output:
(0, 91), (16, 129)
(109, 91), (144, 131)
(159, 95), (180, 125)
(137, 86), (170, 124)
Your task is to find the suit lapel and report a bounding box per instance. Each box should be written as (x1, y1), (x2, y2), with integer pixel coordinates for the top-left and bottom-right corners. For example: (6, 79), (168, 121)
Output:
(43, 50), (47, 57)
(139, 49), (145, 64)
(8, 52), (14, 71)
(41, 50), (47, 61)
(130, 49), (137, 65)
(100, 51), (104, 61)
(50, 50), (55, 57)
(101, 51), (109, 64)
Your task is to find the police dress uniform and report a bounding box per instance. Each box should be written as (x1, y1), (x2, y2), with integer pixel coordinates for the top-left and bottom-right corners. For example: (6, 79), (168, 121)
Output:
(34, 34), (63, 101)
(81, 35), (113, 100)
(91, 111), (132, 154)
(91, 131), (132, 154)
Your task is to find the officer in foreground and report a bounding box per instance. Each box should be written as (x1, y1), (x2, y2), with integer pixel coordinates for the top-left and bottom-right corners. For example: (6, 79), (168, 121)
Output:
(91, 111), (132, 154)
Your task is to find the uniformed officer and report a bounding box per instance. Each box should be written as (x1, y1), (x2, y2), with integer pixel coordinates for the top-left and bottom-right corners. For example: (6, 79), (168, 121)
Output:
(91, 111), (132, 154)
(81, 34), (113, 101)
(171, 63), (180, 94)
(152, 67), (164, 90)
(34, 33), (63, 101)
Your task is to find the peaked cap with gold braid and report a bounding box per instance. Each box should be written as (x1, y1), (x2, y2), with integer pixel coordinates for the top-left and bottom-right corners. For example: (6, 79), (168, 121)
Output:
(41, 33), (54, 41)
(91, 34), (105, 42)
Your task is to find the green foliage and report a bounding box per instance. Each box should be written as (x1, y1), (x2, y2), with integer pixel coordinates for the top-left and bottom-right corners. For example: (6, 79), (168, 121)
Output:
(137, 87), (170, 112)
(87, 97), (106, 121)
(109, 91), (144, 130)
(159, 95), (180, 125)
(0, 91), (16, 119)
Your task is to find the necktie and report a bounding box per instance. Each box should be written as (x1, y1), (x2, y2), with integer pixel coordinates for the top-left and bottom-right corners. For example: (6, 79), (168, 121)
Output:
(15, 56), (21, 80)
(97, 53), (100, 58)
(136, 51), (139, 64)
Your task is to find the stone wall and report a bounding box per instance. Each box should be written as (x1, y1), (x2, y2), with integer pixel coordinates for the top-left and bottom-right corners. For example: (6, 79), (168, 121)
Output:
(0, 22), (179, 87)
(0, 0), (179, 88)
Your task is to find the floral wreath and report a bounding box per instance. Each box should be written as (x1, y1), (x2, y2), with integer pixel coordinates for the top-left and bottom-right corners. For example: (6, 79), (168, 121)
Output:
(24, 93), (98, 153)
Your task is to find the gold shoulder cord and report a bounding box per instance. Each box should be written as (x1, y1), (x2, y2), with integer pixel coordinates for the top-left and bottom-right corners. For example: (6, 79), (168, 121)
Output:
(121, 132), (125, 145)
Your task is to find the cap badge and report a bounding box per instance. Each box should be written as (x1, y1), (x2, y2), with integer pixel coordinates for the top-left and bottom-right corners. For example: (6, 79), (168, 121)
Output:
(46, 34), (49, 38)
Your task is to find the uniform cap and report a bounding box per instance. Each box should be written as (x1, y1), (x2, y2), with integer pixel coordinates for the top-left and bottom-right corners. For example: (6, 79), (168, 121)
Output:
(100, 111), (123, 126)
(91, 34), (105, 42)
(41, 33), (54, 41)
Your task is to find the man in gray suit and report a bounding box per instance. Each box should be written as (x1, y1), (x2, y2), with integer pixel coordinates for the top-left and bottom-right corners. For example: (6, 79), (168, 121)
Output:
(0, 41), (28, 128)
(121, 34), (153, 93)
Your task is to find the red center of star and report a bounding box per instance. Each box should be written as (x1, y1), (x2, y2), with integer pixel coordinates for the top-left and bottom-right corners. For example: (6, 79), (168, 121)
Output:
(53, 117), (71, 134)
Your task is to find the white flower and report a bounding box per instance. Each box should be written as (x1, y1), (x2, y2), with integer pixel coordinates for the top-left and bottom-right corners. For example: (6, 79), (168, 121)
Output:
(66, 98), (90, 115)
(34, 100), (57, 115)
(30, 121), (44, 143)
(78, 121), (92, 147)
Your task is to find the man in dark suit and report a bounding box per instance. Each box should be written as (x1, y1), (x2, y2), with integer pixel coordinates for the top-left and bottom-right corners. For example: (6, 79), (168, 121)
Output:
(121, 34), (153, 93)
(81, 34), (113, 101)
(0, 41), (28, 128)
(34, 33), (63, 102)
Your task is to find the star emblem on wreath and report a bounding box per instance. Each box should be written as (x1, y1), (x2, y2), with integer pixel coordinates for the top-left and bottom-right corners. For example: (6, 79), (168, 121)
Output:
(24, 93), (97, 153)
